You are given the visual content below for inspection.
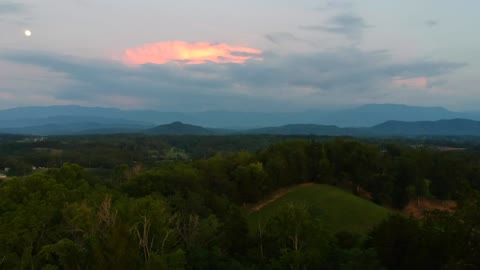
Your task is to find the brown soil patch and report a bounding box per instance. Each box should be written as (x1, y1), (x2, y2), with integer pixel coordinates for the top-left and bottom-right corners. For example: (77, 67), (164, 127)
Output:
(250, 183), (315, 212)
(403, 198), (457, 219)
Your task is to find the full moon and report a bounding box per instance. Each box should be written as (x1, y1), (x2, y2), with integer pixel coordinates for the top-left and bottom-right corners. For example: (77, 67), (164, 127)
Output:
(24, 30), (32, 37)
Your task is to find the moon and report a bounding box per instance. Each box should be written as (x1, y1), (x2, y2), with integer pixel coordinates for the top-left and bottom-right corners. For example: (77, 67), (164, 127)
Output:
(24, 30), (32, 37)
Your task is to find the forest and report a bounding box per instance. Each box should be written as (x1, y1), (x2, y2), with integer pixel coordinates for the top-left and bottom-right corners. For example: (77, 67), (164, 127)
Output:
(0, 134), (479, 269)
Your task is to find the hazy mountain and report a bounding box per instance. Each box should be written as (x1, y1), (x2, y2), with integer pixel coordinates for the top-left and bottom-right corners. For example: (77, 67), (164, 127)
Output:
(196, 104), (475, 128)
(0, 105), (191, 126)
(370, 119), (480, 136)
(247, 124), (361, 136)
(144, 122), (221, 135)
(3, 117), (480, 136)
(0, 105), (122, 120)
(0, 104), (479, 134)
(307, 104), (468, 127)
(0, 122), (151, 136)
(0, 115), (153, 129)
(74, 127), (146, 135)
(246, 119), (480, 136)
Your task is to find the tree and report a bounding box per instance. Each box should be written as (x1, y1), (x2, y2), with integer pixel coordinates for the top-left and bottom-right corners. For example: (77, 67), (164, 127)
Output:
(264, 202), (329, 270)
(234, 162), (268, 203)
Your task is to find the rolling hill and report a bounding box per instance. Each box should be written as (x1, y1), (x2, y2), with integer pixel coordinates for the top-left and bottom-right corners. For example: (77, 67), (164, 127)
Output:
(369, 118), (480, 136)
(2, 104), (480, 136)
(249, 184), (392, 233)
(144, 121), (220, 135)
(246, 119), (480, 136)
(247, 124), (360, 136)
(0, 122), (151, 136)
(5, 118), (480, 136)
(321, 104), (465, 127)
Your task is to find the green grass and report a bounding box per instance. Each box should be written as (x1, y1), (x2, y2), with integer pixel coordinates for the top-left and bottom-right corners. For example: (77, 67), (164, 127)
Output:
(249, 184), (392, 233)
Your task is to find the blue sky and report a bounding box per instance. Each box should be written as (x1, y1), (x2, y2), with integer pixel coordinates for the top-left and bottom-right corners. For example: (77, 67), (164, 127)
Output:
(0, 0), (478, 111)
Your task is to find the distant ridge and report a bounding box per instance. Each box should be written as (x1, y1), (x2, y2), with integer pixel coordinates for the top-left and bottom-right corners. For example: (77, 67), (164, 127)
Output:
(247, 124), (359, 136)
(1, 104), (480, 135)
(370, 118), (480, 136)
(2, 118), (480, 136)
(0, 103), (478, 129)
(144, 122), (217, 135)
(314, 104), (464, 127)
(0, 122), (151, 136)
(246, 119), (480, 136)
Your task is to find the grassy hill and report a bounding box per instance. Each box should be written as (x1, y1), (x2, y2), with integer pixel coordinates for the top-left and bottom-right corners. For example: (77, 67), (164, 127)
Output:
(249, 184), (392, 233)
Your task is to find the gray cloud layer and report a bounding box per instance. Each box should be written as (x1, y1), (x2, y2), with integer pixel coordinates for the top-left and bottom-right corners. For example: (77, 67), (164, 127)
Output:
(264, 32), (314, 46)
(316, 1), (354, 11)
(0, 1), (24, 14)
(426, 20), (438, 27)
(301, 14), (369, 40)
(1, 48), (466, 111)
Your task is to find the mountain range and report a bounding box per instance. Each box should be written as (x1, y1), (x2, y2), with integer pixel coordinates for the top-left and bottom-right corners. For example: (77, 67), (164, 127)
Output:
(246, 119), (480, 136)
(1, 104), (480, 136)
(144, 121), (225, 136)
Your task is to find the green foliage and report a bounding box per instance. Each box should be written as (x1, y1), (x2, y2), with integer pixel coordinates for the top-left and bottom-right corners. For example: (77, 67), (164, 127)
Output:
(250, 185), (392, 233)
(233, 162), (268, 203)
(258, 202), (331, 269)
(1, 135), (480, 269)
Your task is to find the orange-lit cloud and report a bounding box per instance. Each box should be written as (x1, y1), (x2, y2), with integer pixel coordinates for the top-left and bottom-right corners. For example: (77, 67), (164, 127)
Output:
(392, 77), (429, 89)
(121, 41), (262, 65)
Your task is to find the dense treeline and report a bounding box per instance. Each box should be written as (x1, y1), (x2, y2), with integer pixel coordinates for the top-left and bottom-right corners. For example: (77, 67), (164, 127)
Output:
(1, 138), (480, 269)
(183, 139), (478, 208)
(0, 135), (316, 175)
(2, 134), (480, 176)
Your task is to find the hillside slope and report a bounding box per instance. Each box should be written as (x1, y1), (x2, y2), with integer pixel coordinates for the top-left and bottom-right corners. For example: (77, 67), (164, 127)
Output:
(249, 184), (391, 233)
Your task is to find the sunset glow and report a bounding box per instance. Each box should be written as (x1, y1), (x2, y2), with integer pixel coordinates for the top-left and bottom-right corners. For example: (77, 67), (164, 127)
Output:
(121, 41), (262, 65)
(392, 77), (429, 89)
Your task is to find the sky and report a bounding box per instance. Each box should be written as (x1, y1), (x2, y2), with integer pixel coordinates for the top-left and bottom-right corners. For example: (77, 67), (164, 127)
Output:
(0, 0), (479, 112)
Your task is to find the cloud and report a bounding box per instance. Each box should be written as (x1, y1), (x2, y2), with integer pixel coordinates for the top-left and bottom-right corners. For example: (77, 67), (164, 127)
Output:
(73, 0), (94, 7)
(300, 14), (369, 40)
(392, 77), (429, 89)
(264, 32), (314, 46)
(0, 48), (466, 110)
(120, 41), (262, 65)
(316, 1), (353, 11)
(426, 20), (438, 27)
(0, 1), (24, 14)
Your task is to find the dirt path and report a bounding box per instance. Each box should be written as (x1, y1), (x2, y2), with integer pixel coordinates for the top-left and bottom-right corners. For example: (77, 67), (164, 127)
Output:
(250, 182), (315, 212)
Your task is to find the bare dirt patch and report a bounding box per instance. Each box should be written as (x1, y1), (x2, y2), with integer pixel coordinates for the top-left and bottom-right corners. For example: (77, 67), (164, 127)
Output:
(403, 198), (457, 219)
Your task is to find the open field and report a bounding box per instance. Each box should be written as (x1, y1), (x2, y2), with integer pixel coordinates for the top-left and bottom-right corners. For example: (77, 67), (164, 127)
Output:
(249, 184), (392, 233)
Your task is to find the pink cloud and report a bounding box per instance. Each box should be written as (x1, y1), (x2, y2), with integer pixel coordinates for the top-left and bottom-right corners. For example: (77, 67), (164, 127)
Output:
(392, 77), (429, 89)
(120, 41), (262, 65)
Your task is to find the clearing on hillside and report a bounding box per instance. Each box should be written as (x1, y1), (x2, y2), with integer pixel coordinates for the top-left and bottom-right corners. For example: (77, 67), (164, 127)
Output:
(249, 184), (392, 233)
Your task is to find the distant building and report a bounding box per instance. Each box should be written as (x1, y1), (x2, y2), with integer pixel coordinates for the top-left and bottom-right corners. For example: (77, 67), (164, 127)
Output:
(4, 168), (10, 172)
